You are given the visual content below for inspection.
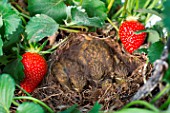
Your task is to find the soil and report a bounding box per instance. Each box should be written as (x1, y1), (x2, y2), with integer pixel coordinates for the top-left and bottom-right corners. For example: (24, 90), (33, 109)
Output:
(32, 32), (152, 112)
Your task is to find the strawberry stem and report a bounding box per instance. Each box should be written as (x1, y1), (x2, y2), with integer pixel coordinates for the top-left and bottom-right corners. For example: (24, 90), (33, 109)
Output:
(12, 100), (20, 106)
(143, 0), (151, 8)
(16, 84), (31, 97)
(111, 6), (123, 19)
(107, 17), (119, 32)
(160, 96), (170, 110)
(150, 84), (170, 104)
(59, 26), (80, 33)
(13, 96), (54, 113)
(122, 0), (128, 18)
(107, 0), (115, 14)
(66, 25), (89, 32)
(123, 100), (159, 112)
(40, 36), (69, 54)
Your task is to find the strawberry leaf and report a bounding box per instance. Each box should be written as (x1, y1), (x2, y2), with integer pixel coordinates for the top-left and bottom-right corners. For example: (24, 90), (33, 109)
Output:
(82, 0), (107, 20)
(0, 35), (3, 55)
(0, 74), (15, 111)
(0, 105), (6, 113)
(89, 102), (101, 113)
(59, 104), (80, 113)
(148, 41), (164, 63)
(147, 30), (160, 43)
(26, 14), (59, 42)
(16, 102), (44, 113)
(0, 15), (3, 28)
(162, 0), (170, 31)
(28, 0), (67, 24)
(136, 9), (163, 18)
(3, 55), (24, 84)
(3, 24), (24, 50)
(164, 58), (170, 84)
(0, 0), (8, 3)
(65, 6), (104, 27)
(0, 2), (21, 36)
(0, 55), (10, 65)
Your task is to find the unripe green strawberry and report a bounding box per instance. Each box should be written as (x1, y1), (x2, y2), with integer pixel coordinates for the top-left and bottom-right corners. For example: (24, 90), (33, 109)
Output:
(119, 17), (146, 53)
(21, 52), (47, 93)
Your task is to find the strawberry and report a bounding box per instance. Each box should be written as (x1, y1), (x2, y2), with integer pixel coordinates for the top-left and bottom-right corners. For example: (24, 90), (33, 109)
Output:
(20, 52), (47, 93)
(119, 17), (147, 53)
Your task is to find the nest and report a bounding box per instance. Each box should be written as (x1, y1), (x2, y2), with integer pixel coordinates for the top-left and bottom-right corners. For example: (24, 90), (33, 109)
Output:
(31, 31), (153, 112)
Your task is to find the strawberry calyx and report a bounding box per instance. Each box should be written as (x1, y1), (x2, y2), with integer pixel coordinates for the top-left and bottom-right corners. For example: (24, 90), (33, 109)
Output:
(126, 16), (139, 21)
(20, 40), (49, 55)
(20, 37), (69, 55)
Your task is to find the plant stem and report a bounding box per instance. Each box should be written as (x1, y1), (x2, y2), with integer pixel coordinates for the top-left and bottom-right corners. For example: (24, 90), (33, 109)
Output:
(59, 26), (80, 33)
(13, 96), (54, 113)
(123, 100), (159, 112)
(4, 107), (10, 113)
(12, 100), (20, 106)
(11, 5), (30, 25)
(134, 0), (139, 15)
(65, 25), (89, 32)
(50, 36), (69, 51)
(145, 0), (160, 23)
(107, 0), (115, 14)
(111, 6), (123, 19)
(160, 94), (170, 110)
(15, 84), (31, 97)
(41, 36), (69, 54)
(148, 0), (160, 9)
(19, 13), (31, 19)
(128, 0), (135, 15)
(107, 17), (119, 32)
(122, 0), (128, 18)
(144, 0), (151, 8)
(150, 84), (170, 104)
(10, 1), (29, 15)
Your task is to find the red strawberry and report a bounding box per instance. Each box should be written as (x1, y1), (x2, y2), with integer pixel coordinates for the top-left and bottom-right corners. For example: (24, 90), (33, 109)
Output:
(21, 52), (47, 93)
(119, 18), (147, 53)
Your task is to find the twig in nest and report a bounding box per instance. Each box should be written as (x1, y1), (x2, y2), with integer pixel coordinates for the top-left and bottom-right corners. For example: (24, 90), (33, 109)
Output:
(130, 46), (169, 101)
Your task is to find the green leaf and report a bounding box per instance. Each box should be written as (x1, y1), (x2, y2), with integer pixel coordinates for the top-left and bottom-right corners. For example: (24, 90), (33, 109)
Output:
(147, 30), (160, 43)
(0, 55), (10, 66)
(82, 0), (107, 20)
(163, 53), (170, 83)
(0, 74), (15, 111)
(16, 102), (44, 113)
(3, 24), (24, 50)
(89, 102), (101, 113)
(0, 35), (3, 55)
(0, 0), (8, 3)
(162, 0), (170, 31)
(136, 48), (148, 54)
(114, 108), (157, 113)
(148, 41), (164, 63)
(26, 14), (59, 42)
(28, 0), (67, 24)
(164, 66), (170, 84)
(0, 3), (21, 36)
(0, 104), (7, 113)
(59, 104), (81, 113)
(3, 55), (24, 83)
(65, 6), (105, 27)
(0, 15), (3, 28)
(136, 9), (163, 18)
(152, 21), (164, 38)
